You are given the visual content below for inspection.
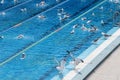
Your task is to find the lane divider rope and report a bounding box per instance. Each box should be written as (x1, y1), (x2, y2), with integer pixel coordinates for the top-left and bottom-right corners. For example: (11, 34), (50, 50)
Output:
(0, 0), (107, 66)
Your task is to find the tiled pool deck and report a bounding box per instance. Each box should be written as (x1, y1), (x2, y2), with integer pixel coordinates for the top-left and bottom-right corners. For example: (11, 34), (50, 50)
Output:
(86, 45), (120, 80)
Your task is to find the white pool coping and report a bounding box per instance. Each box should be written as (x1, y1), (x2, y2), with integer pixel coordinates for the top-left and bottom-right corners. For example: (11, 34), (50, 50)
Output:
(63, 28), (120, 80)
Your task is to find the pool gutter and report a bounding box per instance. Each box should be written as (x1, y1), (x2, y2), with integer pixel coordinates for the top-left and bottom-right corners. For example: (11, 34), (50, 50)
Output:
(63, 28), (120, 80)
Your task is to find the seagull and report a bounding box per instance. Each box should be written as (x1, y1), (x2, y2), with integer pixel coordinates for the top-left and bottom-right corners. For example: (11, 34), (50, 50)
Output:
(70, 29), (75, 34)
(0, 35), (4, 39)
(72, 24), (79, 29)
(55, 58), (66, 73)
(114, 22), (120, 27)
(101, 32), (111, 38)
(92, 38), (99, 44)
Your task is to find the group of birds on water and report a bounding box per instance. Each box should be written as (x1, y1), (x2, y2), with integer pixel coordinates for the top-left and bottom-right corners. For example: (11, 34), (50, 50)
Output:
(55, 23), (112, 74)
(55, 50), (84, 74)
(0, 0), (120, 75)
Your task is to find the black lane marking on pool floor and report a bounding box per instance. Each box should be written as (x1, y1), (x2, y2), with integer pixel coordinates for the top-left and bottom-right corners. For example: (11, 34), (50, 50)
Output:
(0, 0), (68, 33)
(0, 0), (32, 12)
(0, 0), (101, 64)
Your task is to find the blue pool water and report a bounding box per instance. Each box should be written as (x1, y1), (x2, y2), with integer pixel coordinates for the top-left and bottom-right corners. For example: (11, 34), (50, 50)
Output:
(0, 0), (120, 80)
(0, 0), (99, 63)
(0, 0), (31, 11)
(0, 0), (67, 32)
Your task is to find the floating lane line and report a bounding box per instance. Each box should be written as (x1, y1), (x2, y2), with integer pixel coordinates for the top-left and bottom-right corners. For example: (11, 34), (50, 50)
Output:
(0, 0), (107, 66)
(0, 0), (69, 34)
(0, 0), (32, 12)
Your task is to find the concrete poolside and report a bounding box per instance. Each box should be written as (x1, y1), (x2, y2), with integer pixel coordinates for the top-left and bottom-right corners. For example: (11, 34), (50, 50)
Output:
(85, 45), (120, 80)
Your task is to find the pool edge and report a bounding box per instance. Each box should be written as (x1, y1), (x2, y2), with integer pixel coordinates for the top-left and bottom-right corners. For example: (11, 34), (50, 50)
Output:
(63, 28), (120, 80)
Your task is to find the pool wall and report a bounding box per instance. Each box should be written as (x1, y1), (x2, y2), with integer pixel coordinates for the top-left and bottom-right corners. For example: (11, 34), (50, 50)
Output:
(63, 28), (120, 80)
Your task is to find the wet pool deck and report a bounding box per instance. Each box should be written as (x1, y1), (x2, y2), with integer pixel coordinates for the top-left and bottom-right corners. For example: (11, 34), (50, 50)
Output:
(86, 45), (120, 80)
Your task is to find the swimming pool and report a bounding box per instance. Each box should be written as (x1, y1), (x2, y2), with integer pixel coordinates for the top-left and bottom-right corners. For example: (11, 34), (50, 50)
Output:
(0, 0), (120, 80)
(0, 0), (99, 63)
(0, 0), (68, 32)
